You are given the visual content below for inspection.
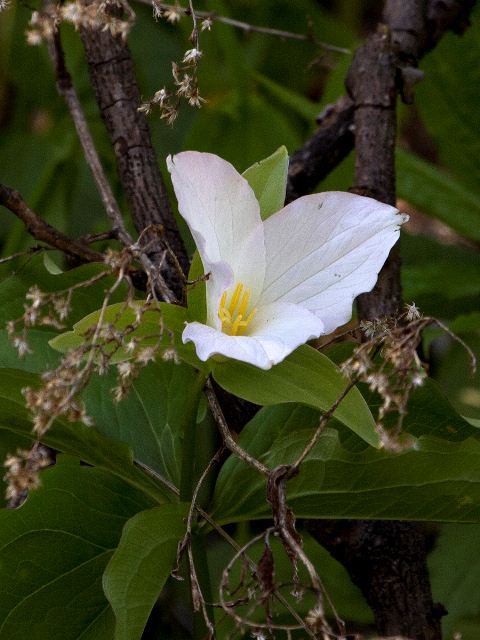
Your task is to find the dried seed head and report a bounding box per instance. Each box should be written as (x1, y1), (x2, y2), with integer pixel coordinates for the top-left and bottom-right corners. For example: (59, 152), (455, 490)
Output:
(405, 301), (421, 321)
(163, 4), (182, 23)
(182, 48), (202, 64)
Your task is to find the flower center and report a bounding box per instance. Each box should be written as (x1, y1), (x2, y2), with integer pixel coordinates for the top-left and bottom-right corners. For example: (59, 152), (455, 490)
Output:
(218, 282), (257, 336)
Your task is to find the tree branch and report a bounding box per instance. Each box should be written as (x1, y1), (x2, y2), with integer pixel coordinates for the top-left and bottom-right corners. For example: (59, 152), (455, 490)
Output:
(286, 0), (477, 202)
(304, 2), (480, 638)
(0, 184), (104, 264)
(79, 3), (188, 299)
(47, 30), (132, 250)
(48, 28), (175, 302)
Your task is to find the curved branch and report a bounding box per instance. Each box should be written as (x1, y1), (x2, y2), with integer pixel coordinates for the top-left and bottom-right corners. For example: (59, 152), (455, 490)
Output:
(0, 184), (104, 264)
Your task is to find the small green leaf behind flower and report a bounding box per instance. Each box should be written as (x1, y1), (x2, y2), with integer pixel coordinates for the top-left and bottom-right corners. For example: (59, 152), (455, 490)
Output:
(242, 145), (289, 220)
(49, 301), (208, 372)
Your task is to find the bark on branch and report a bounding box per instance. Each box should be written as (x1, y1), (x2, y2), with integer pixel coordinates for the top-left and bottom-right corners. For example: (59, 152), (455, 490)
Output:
(0, 184), (104, 264)
(79, 7), (188, 299)
(305, 2), (477, 638)
(286, 0), (476, 202)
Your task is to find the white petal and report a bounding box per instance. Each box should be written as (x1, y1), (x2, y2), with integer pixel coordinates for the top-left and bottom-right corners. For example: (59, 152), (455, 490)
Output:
(182, 302), (323, 370)
(261, 192), (407, 333)
(183, 321), (273, 369)
(167, 152), (266, 313)
(248, 301), (325, 365)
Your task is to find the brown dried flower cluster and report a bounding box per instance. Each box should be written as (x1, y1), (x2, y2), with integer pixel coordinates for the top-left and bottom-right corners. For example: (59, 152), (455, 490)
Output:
(340, 303), (475, 451)
(8, 269), (178, 434)
(3, 444), (52, 505)
(23, 351), (94, 436)
(26, 0), (134, 46)
(6, 271), (111, 360)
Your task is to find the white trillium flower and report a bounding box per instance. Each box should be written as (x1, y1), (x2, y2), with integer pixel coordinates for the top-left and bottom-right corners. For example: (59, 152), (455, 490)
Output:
(168, 151), (408, 370)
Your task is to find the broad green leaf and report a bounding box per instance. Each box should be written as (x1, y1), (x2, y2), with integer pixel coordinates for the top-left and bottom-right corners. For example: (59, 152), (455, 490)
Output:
(429, 524), (480, 640)
(212, 344), (379, 447)
(449, 313), (480, 334)
(49, 301), (207, 372)
(0, 254), (120, 326)
(103, 504), (187, 640)
(0, 456), (153, 640)
(242, 146), (289, 219)
(397, 148), (480, 242)
(385, 379), (480, 443)
(0, 256), (127, 373)
(416, 8), (480, 192)
(0, 329), (60, 373)
(82, 361), (200, 486)
(212, 404), (480, 524)
(0, 368), (170, 503)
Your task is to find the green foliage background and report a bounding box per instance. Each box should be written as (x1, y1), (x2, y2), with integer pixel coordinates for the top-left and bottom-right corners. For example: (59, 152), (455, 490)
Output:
(0, 1), (479, 638)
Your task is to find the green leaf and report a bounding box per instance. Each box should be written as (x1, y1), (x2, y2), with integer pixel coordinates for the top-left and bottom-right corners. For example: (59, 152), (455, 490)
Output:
(416, 9), (480, 192)
(0, 456), (153, 640)
(82, 361), (200, 486)
(0, 256), (129, 373)
(103, 504), (187, 640)
(0, 329), (60, 373)
(212, 404), (480, 524)
(449, 312), (480, 334)
(185, 92), (301, 170)
(0, 255), (121, 327)
(242, 146), (289, 220)
(429, 524), (480, 639)
(49, 301), (207, 372)
(43, 251), (63, 274)
(0, 368), (170, 503)
(397, 148), (480, 242)
(252, 72), (320, 122)
(393, 378), (480, 443)
(212, 344), (379, 447)
(207, 527), (372, 633)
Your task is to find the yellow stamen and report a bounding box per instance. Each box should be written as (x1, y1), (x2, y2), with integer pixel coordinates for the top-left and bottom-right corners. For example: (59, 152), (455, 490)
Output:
(228, 283), (243, 315)
(218, 282), (257, 336)
(238, 289), (250, 317)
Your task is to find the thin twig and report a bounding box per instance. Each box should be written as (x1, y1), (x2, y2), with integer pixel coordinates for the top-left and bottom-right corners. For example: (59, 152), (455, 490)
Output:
(79, 230), (118, 244)
(147, 0), (351, 54)
(287, 0), (477, 202)
(205, 379), (269, 476)
(136, 458), (314, 634)
(433, 318), (477, 376)
(184, 447), (224, 636)
(219, 527), (319, 638)
(47, 31), (130, 247)
(0, 184), (104, 263)
(0, 246), (44, 266)
(292, 377), (358, 469)
(47, 29), (176, 303)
